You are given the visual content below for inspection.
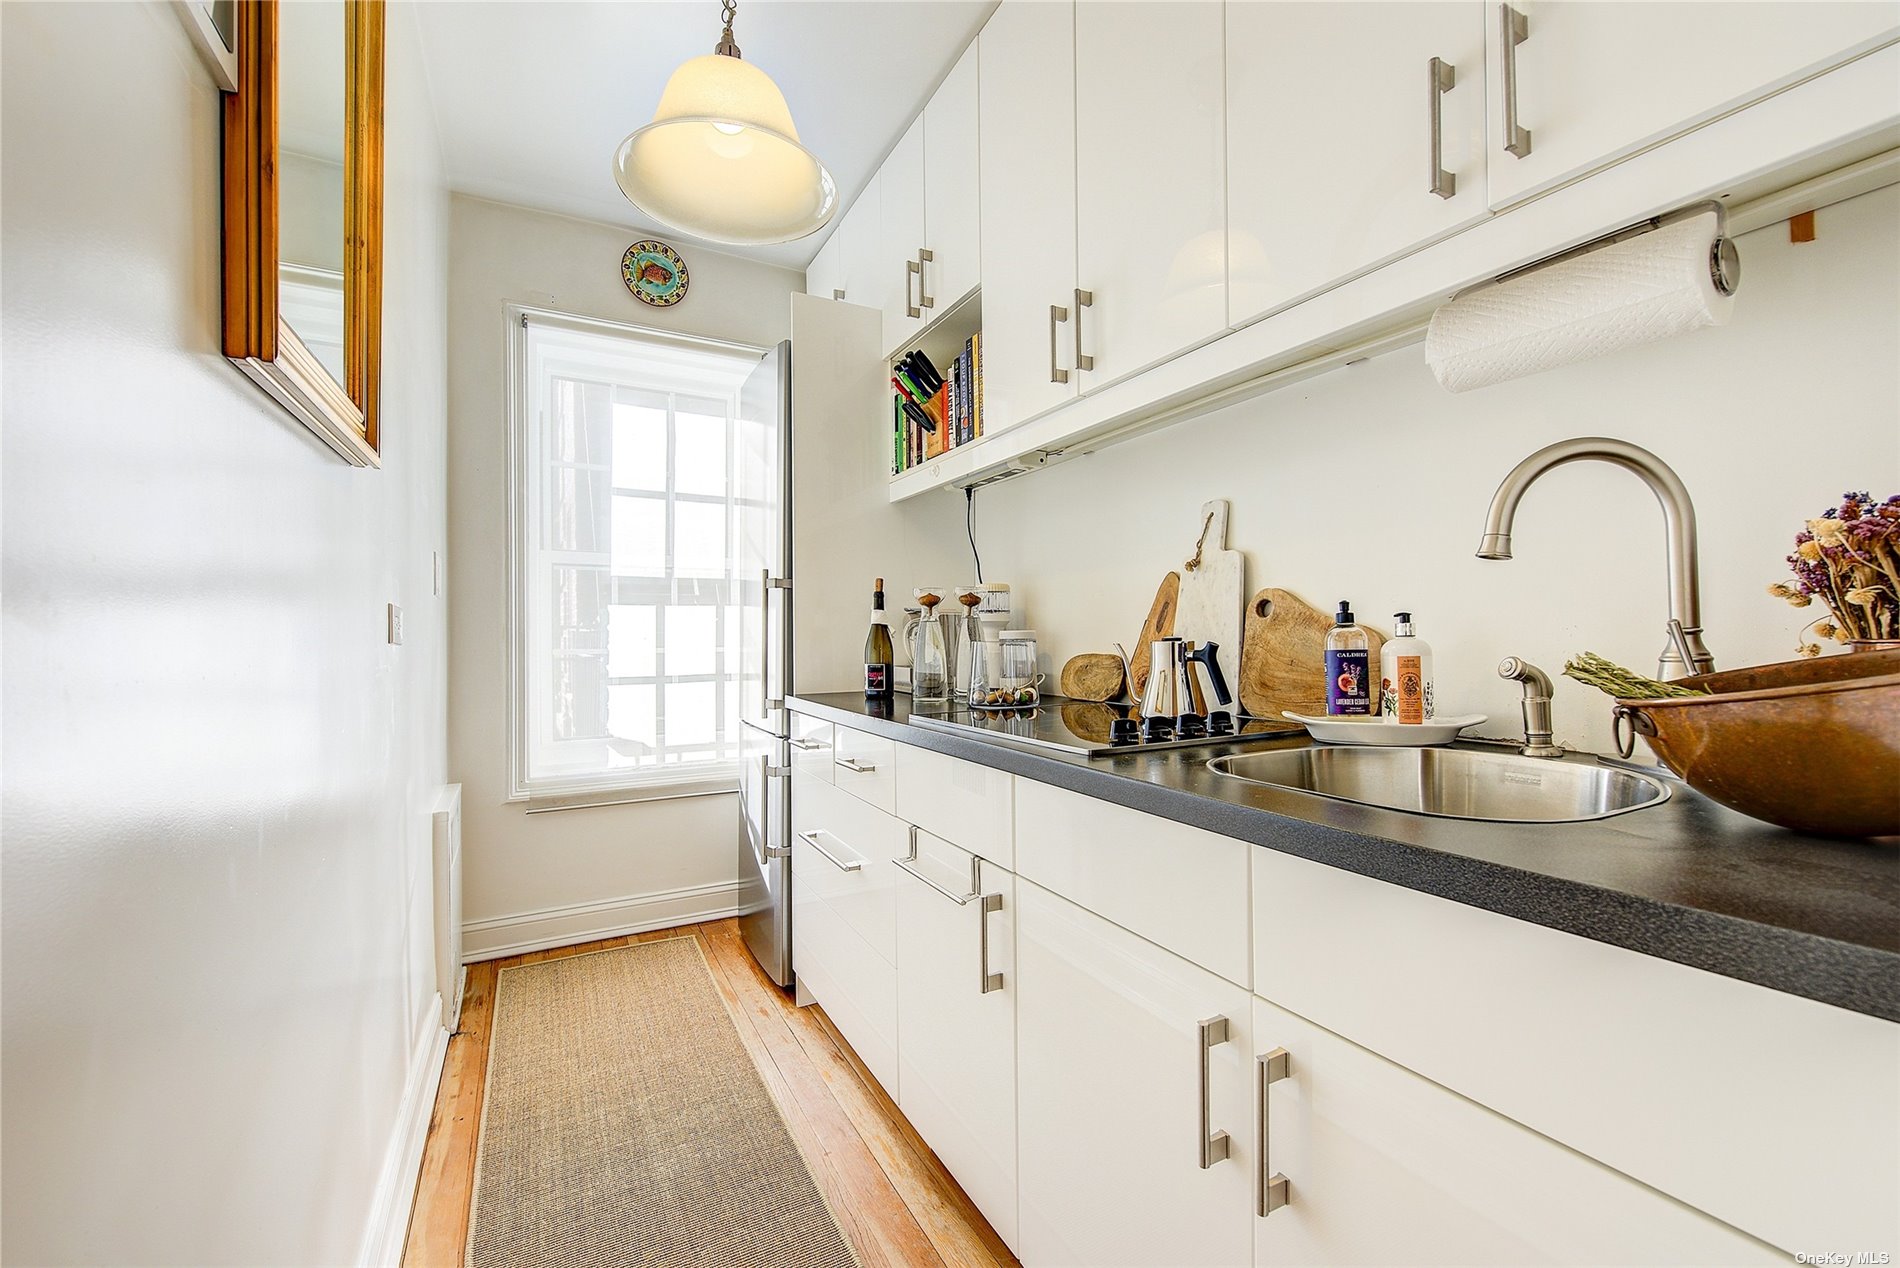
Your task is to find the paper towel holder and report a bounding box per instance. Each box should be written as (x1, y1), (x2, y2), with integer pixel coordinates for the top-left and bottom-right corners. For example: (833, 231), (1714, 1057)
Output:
(1458, 201), (1741, 303)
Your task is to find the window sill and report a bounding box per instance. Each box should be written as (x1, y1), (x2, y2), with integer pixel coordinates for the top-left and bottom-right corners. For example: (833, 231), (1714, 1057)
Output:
(516, 771), (739, 815)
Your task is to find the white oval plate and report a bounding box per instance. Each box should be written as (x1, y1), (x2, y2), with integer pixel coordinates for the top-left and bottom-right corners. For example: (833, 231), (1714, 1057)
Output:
(1282, 711), (1488, 746)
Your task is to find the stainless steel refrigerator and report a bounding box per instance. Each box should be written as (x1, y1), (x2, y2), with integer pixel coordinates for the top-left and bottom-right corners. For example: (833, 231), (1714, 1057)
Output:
(736, 339), (794, 986)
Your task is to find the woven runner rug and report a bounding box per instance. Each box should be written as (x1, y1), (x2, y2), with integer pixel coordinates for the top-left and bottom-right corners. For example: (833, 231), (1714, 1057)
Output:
(465, 937), (857, 1268)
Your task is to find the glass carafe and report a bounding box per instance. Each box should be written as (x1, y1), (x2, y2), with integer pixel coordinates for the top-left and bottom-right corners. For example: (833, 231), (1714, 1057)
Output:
(912, 613), (951, 708)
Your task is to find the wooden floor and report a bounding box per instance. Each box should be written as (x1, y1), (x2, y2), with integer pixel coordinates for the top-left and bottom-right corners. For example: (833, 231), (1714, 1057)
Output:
(400, 918), (1020, 1268)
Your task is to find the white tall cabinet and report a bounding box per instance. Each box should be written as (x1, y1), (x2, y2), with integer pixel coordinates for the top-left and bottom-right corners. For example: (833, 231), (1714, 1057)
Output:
(1074, 1), (1228, 387)
(977, 0), (1078, 435)
(1015, 880), (1254, 1268)
(1483, 0), (1900, 207)
(1226, 2), (1489, 327)
(839, 175), (882, 310)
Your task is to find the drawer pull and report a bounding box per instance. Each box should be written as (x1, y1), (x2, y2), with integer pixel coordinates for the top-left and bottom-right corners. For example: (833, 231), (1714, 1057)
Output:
(1499, 4), (1532, 159)
(797, 829), (865, 873)
(1428, 56), (1456, 199)
(1257, 1047), (1291, 1216)
(788, 737), (826, 751)
(1198, 1016), (1232, 1168)
(978, 891), (1004, 994)
(895, 825), (980, 903)
(835, 757), (878, 774)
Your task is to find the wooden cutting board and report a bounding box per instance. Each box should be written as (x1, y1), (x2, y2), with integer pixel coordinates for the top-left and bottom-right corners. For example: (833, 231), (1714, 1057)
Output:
(1060, 653), (1126, 702)
(1128, 572), (1180, 699)
(1173, 500), (1244, 706)
(1240, 588), (1386, 719)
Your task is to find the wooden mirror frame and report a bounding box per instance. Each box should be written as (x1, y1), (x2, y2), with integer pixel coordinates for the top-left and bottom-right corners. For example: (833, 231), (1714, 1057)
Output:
(222, 0), (385, 467)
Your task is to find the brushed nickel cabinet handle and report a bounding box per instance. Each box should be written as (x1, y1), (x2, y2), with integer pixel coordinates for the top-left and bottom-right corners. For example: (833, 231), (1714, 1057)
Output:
(1049, 304), (1070, 384)
(905, 257), (922, 319)
(797, 829), (865, 873)
(1500, 4), (1532, 159)
(834, 756), (878, 774)
(1073, 288), (1095, 372)
(1198, 1016), (1232, 1168)
(978, 891), (1004, 993)
(894, 826), (980, 904)
(1428, 57), (1457, 198)
(1257, 1047), (1291, 1216)
(788, 737), (825, 751)
(918, 248), (936, 310)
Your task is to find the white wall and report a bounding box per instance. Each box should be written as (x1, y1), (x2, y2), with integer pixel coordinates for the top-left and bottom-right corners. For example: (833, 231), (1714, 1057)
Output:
(1, 3), (450, 1264)
(446, 195), (803, 955)
(968, 186), (1900, 755)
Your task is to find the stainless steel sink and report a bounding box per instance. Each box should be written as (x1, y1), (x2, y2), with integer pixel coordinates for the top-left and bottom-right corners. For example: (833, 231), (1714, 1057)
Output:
(1207, 745), (1670, 823)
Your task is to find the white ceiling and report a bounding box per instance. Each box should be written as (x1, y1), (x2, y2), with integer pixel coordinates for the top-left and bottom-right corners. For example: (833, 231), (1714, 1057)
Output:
(414, 1), (997, 270)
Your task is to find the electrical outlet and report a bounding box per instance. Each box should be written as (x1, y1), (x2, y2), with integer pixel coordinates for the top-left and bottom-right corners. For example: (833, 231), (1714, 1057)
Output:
(388, 603), (404, 646)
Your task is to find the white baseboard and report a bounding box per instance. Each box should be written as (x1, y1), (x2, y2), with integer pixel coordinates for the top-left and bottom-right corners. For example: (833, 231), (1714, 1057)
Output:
(357, 1007), (451, 1267)
(461, 880), (742, 962)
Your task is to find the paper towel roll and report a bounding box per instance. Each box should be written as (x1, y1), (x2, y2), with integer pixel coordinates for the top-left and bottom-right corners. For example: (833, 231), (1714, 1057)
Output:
(1426, 210), (1736, 393)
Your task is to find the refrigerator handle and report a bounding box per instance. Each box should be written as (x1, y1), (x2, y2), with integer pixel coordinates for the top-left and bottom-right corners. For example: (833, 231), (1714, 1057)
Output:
(761, 568), (791, 713)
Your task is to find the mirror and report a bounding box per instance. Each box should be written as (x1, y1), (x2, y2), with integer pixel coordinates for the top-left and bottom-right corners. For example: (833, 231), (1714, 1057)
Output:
(222, 0), (385, 466)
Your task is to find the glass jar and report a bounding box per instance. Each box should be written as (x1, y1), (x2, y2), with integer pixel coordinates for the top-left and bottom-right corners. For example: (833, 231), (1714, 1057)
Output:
(984, 628), (1039, 709)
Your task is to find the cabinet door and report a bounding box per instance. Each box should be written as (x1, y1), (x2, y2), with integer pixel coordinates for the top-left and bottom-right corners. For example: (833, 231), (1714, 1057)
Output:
(978, 0), (1078, 434)
(1227, 3), (1488, 329)
(1074, 1), (1227, 388)
(1017, 880), (1253, 1267)
(896, 833), (1018, 1251)
(839, 173), (882, 308)
(1485, 1), (1900, 208)
(1250, 995), (1777, 1266)
(879, 116), (927, 355)
(924, 39), (981, 313)
(805, 232), (844, 300)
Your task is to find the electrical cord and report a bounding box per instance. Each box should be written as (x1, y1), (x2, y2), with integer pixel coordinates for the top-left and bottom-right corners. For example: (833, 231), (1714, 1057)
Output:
(965, 485), (982, 584)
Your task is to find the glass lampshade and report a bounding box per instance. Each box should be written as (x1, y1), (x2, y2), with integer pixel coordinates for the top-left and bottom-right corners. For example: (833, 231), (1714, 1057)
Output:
(614, 54), (837, 246)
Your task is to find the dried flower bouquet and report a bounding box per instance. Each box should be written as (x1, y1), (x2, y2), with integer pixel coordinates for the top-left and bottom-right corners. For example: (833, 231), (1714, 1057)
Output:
(1769, 491), (1900, 655)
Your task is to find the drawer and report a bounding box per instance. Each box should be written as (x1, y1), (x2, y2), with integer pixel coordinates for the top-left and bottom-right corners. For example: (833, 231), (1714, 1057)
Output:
(831, 723), (897, 813)
(1013, 778), (1250, 988)
(791, 774), (906, 965)
(789, 713), (833, 784)
(1252, 847), (1900, 1254)
(792, 868), (898, 1093)
(895, 743), (1015, 868)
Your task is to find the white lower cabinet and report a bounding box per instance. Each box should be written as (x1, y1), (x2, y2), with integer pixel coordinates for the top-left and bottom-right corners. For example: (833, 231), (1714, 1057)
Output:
(1016, 879), (1254, 1267)
(1249, 994), (1775, 1266)
(791, 772), (903, 1091)
(895, 830), (1019, 1252)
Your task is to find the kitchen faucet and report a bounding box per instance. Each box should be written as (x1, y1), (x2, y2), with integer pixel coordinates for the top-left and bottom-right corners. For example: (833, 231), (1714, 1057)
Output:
(1476, 437), (1715, 682)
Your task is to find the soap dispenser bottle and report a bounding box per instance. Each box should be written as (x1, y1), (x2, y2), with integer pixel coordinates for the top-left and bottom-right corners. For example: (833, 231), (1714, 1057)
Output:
(1380, 612), (1435, 723)
(1324, 601), (1372, 716)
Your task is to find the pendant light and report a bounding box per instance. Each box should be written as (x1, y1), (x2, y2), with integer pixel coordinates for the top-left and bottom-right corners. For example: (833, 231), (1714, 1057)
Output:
(613, 0), (837, 246)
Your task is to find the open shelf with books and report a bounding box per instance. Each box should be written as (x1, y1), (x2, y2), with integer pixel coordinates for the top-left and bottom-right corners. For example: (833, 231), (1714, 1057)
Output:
(888, 290), (983, 481)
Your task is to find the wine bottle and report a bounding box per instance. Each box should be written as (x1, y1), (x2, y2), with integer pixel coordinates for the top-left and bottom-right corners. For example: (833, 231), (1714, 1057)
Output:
(864, 578), (894, 698)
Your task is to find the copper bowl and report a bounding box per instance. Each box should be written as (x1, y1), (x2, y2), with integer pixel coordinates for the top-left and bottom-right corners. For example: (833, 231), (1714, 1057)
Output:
(1612, 650), (1900, 838)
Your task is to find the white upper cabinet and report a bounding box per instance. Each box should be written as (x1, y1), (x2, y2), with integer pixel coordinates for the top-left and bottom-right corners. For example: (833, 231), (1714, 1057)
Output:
(924, 40), (982, 316)
(1484, 0), (1900, 208)
(878, 117), (928, 354)
(805, 231), (844, 300)
(838, 172), (882, 310)
(1074, 1), (1228, 388)
(978, 0), (1079, 434)
(1227, 3), (1489, 328)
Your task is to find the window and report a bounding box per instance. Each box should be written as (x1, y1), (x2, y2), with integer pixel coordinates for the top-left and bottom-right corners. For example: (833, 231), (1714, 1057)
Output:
(508, 309), (762, 801)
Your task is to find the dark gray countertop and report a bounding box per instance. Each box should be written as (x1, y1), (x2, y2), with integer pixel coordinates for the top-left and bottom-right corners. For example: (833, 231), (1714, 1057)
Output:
(789, 692), (1900, 1022)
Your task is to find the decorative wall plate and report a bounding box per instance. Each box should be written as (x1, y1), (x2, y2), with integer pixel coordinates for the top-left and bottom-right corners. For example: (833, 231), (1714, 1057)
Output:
(622, 240), (688, 307)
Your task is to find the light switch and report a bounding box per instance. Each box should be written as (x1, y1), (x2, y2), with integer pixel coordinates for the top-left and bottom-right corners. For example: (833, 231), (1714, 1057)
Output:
(388, 603), (404, 645)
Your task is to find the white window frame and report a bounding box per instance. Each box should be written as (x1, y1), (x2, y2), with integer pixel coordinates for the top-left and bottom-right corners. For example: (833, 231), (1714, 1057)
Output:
(504, 304), (764, 804)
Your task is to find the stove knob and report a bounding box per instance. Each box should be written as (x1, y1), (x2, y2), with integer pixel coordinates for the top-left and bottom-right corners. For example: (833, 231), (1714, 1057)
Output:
(1109, 717), (1140, 746)
(1175, 713), (1208, 739)
(1140, 715), (1175, 744)
(1207, 710), (1235, 736)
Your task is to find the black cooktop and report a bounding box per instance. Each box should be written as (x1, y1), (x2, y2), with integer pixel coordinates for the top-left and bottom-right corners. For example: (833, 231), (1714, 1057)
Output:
(907, 698), (1300, 757)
